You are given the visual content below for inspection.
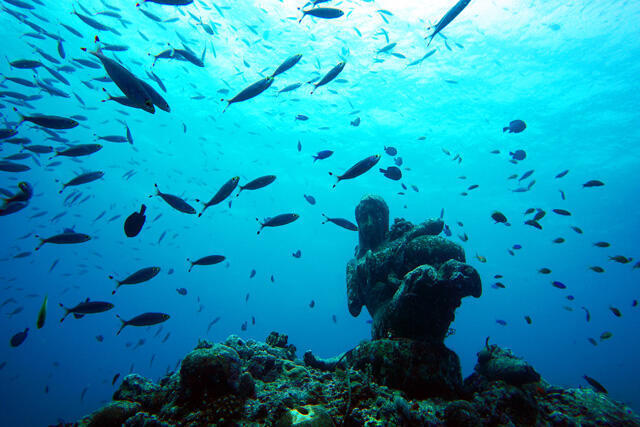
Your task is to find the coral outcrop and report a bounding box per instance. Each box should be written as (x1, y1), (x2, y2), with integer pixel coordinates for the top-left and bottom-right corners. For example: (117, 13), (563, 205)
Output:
(75, 333), (640, 426)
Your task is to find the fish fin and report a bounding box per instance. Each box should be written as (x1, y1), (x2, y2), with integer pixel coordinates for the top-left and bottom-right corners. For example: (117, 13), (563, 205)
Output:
(116, 315), (126, 335)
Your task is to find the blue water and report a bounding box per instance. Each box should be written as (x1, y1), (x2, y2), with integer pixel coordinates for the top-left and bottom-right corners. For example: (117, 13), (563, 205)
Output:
(1, 0), (640, 425)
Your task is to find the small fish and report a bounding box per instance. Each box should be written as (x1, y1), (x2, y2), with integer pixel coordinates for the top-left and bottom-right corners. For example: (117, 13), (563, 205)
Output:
(257, 213), (300, 234)
(187, 255), (226, 272)
(198, 176), (239, 216)
(570, 226), (583, 234)
(587, 338), (597, 346)
(35, 232), (91, 250)
(496, 319), (507, 326)
(10, 328), (29, 347)
(593, 242), (610, 248)
(116, 312), (170, 335)
(124, 205), (146, 238)
(609, 306), (621, 317)
(475, 254), (487, 263)
(491, 211), (508, 224)
(551, 281), (567, 289)
(583, 375), (608, 394)
(321, 214), (358, 231)
(583, 180), (604, 188)
(299, 7), (345, 24)
(112, 373), (120, 386)
(109, 267), (161, 294)
(379, 166), (402, 181)
(36, 296), (47, 329)
(176, 288), (187, 296)
(503, 119), (526, 133)
(600, 331), (613, 341)
(292, 250), (302, 258)
(524, 220), (542, 230)
(249, 269), (256, 278)
(609, 255), (632, 264)
(524, 316), (532, 324)
(313, 150), (333, 162)
(552, 209), (571, 216)
(153, 184), (196, 214)
(589, 266), (605, 273)
(555, 170), (569, 178)
(303, 194), (316, 205)
(552, 237), (565, 244)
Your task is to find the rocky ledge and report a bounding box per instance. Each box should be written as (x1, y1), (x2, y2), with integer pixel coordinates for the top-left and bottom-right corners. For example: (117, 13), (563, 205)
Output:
(74, 332), (639, 426)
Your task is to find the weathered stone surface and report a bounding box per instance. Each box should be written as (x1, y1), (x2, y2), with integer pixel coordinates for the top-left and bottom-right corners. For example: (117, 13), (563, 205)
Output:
(79, 400), (141, 427)
(346, 339), (463, 399)
(179, 344), (241, 399)
(355, 194), (389, 258)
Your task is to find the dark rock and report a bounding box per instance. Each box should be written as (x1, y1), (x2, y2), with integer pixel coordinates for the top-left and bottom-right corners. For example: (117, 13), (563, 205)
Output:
(346, 339), (463, 399)
(303, 350), (345, 371)
(266, 331), (289, 348)
(444, 400), (482, 427)
(238, 372), (256, 398)
(475, 345), (541, 386)
(179, 344), (241, 400)
(247, 353), (283, 382)
(113, 374), (162, 409)
(79, 401), (141, 427)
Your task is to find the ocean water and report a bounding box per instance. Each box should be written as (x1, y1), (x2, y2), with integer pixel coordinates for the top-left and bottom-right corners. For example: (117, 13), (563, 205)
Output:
(1, 0), (639, 425)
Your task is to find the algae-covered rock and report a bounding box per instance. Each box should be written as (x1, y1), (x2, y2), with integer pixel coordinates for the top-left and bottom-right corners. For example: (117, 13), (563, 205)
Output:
(179, 343), (241, 399)
(275, 405), (335, 427)
(113, 374), (162, 409)
(346, 339), (463, 399)
(79, 400), (141, 427)
(474, 345), (541, 386)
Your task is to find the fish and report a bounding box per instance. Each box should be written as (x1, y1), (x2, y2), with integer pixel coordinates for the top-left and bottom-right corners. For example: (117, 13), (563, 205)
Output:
(551, 281), (567, 289)
(295, 114), (309, 121)
(187, 255), (225, 272)
(556, 170), (569, 178)
(59, 299), (114, 322)
(292, 250), (302, 258)
(153, 184), (196, 214)
(322, 214), (358, 231)
(124, 205), (146, 238)
(313, 150), (334, 162)
(222, 76), (273, 112)
(519, 170), (534, 181)
(83, 48), (154, 113)
(299, 7), (344, 23)
(524, 316), (532, 324)
(609, 255), (633, 264)
(58, 171), (104, 193)
(35, 232), (91, 250)
(279, 83), (303, 94)
(257, 213), (300, 234)
(116, 312), (170, 335)
(491, 211), (508, 224)
(249, 269), (256, 278)
(510, 150), (526, 161)
(496, 319), (507, 326)
(271, 54), (302, 77)
(237, 175), (276, 195)
(329, 155), (380, 187)
(13, 108), (78, 130)
(36, 296), (47, 329)
(10, 328), (29, 347)
(581, 307), (591, 322)
(176, 288), (187, 296)
(600, 331), (613, 341)
(303, 194), (316, 205)
(109, 267), (161, 294)
(198, 177), (239, 216)
(425, 0), (472, 47)
(589, 266), (605, 273)
(503, 119), (526, 133)
(552, 209), (571, 216)
(609, 306), (622, 317)
(51, 144), (102, 158)
(583, 180), (604, 187)
(570, 226), (583, 234)
(593, 242), (610, 248)
(310, 61), (346, 94)
(379, 166), (402, 181)
(552, 237), (565, 244)
(524, 220), (542, 230)
(583, 375), (608, 394)
(384, 146), (398, 156)
(350, 117), (361, 127)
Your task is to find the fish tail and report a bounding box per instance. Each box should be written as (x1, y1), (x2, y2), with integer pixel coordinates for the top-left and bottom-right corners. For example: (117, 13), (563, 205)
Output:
(34, 236), (44, 251)
(503, 127), (509, 132)
(116, 315), (126, 335)
(59, 303), (69, 322)
(11, 107), (24, 128)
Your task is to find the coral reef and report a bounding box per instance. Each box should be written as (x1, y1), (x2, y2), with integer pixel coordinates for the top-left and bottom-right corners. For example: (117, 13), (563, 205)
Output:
(75, 333), (640, 426)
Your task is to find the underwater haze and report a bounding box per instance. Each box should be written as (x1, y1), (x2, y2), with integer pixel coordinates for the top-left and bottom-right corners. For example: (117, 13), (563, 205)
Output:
(1, 0), (639, 425)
